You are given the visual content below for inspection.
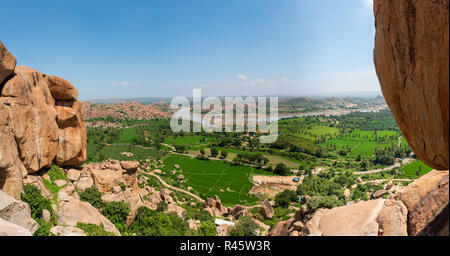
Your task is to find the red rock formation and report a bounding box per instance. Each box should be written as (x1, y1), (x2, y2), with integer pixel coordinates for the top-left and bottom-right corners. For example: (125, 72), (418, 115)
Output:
(0, 40), (86, 198)
(373, 0), (449, 170)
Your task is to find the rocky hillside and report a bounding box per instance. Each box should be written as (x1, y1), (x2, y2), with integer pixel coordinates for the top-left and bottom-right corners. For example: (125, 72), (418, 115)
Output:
(84, 102), (170, 121)
(0, 41), (86, 199)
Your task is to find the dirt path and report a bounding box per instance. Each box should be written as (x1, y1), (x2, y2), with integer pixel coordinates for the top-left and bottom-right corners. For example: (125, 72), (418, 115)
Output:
(140, 170), (204, 202)
(354, 157), (414, 175)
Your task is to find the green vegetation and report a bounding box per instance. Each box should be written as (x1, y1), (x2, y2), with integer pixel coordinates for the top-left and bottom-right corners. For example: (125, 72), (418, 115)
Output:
(275, 189), (298, 208)
(21, 184), (56, 236)
(402, 160), (433, 178)
(76, 222), (115, 236)
(101, 201), (130, 233)
(228, 216), (260, 236)
(47, 165), (67, 182)
(160, 154), (272, 206)
(79, 186), (103, 209)
(128, 206), (190, 236)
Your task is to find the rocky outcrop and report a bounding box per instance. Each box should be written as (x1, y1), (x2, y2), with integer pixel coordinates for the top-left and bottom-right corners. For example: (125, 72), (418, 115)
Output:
(373, 0), (449, 170)
(0, 218), (32, 236)
(0, 41), (86, 198)
(302, 199), (407, 236)
(204, 196), (229, 217)
(79, 160), (143, 223)
(394, 170), (449, 236)
(57, 198), (121, 236)
(0, 41), (16, 85)
(260, 199), (274, 219)
(0, 190), (39, 234)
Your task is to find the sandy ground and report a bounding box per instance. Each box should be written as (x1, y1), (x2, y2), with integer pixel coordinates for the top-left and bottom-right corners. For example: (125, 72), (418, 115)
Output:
(249, 175), (303, 198)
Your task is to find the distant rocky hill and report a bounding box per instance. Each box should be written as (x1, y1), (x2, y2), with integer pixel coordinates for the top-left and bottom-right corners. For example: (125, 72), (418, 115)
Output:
(84, 102), (170, 121)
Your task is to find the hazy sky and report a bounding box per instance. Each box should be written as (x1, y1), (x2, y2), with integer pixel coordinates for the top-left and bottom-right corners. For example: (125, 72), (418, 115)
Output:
(1, 0), (379, 100)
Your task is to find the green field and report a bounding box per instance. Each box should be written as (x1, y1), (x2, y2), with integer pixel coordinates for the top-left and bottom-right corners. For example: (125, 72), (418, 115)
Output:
(160, 154), (274, 206)
(87, 143), (165, 163)
(402, 160), (433, 178)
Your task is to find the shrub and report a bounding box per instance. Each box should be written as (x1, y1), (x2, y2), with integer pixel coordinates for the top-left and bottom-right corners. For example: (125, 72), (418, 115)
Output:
(76, 222), (115, 236)
(47, 165), (67, 182)
(157, 201), (168, 212)
(307, 196), (345, 212)
(275, 189), (298, 208)
(274, 163), (289, 176)
(130, 206), (188, 236)
(34, 219), (53, 236)
(228, 216), (259, 236)
(21, 184), (53, 221)
(197, 221), (217, 236)
(101, 201), (130, 233)
(79, 186), (103, 209)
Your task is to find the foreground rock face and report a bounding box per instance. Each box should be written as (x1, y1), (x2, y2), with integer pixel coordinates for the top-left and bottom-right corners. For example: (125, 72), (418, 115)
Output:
(0, 40), (86, 198)
(0, 218), (32, 236)
(373, 0), (449, 170)
(0, 41), (16, 85)
(303, 199), (407, 236)
(0, 190), (39, 234)
(394, 170), (449, 236)
(57, 198), (121, 236)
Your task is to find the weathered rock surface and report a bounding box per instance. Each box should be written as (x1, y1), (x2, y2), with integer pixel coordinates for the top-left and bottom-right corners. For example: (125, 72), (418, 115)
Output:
(43, 75), (78, 100)
(0, 190), (39, 234)
(57, 198), (121, 236)
(302, 199), (407, 236)
(260, 199), (274, 219)
(373, 0), (449, 170)
(0, 41), (16, 84)
(50, 225), (86, 236)
(394, 170), (449, 236)
(0, 41), (86, 198)
(0, 217), (32, 236)
(204, 196), (229, 217)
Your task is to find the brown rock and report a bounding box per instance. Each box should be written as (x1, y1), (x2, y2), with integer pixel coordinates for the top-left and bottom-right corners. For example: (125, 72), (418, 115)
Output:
(55, 100), (86, 166)
(260, 199), (274, 219)
(394, 170), (449, 236)
(0, 190), (39, 234)
(1, 66), (58, 173)
(44, 74), (78, 100)
(373, 0), (449, 170)
(57, 198), (121, 236)
(0, 218), (32, 236)
(303, 198), (407, 236)
(372, 190), (387, 199)
(120, 161), (139, 171)
(377, 199), (408, 236)
(0, 40), (16, 84)
(66, 169), (81, 182)
(269, 218), (295, 236)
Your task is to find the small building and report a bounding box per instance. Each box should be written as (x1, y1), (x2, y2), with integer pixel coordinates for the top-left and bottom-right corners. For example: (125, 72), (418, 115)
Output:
(215, 218), (235, 226)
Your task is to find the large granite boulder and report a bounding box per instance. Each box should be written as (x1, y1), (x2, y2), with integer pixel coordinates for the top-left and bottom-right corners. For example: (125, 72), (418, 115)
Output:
(0, 41), (16, 84)
(373, 0), (449, 170)
(394, 170), (449, 236)
(0, 41), (86, 198)
(0, 218), (32, 236)
(302, 199), (407, 236)
(0, 190), (39, 234)
(57, 198), (121, 236)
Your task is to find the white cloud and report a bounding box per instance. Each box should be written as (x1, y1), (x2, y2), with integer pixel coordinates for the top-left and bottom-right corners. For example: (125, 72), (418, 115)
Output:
(112, 81), (134, 86)
(249, 78), (265, 86)
(362, 0), (373, 8)
(237, 74), (247, 80)
(281, 77), (295, 84)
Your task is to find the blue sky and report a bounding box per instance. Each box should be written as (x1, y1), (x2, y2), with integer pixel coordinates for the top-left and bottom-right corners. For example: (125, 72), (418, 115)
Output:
(1, 0), (378, 100)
